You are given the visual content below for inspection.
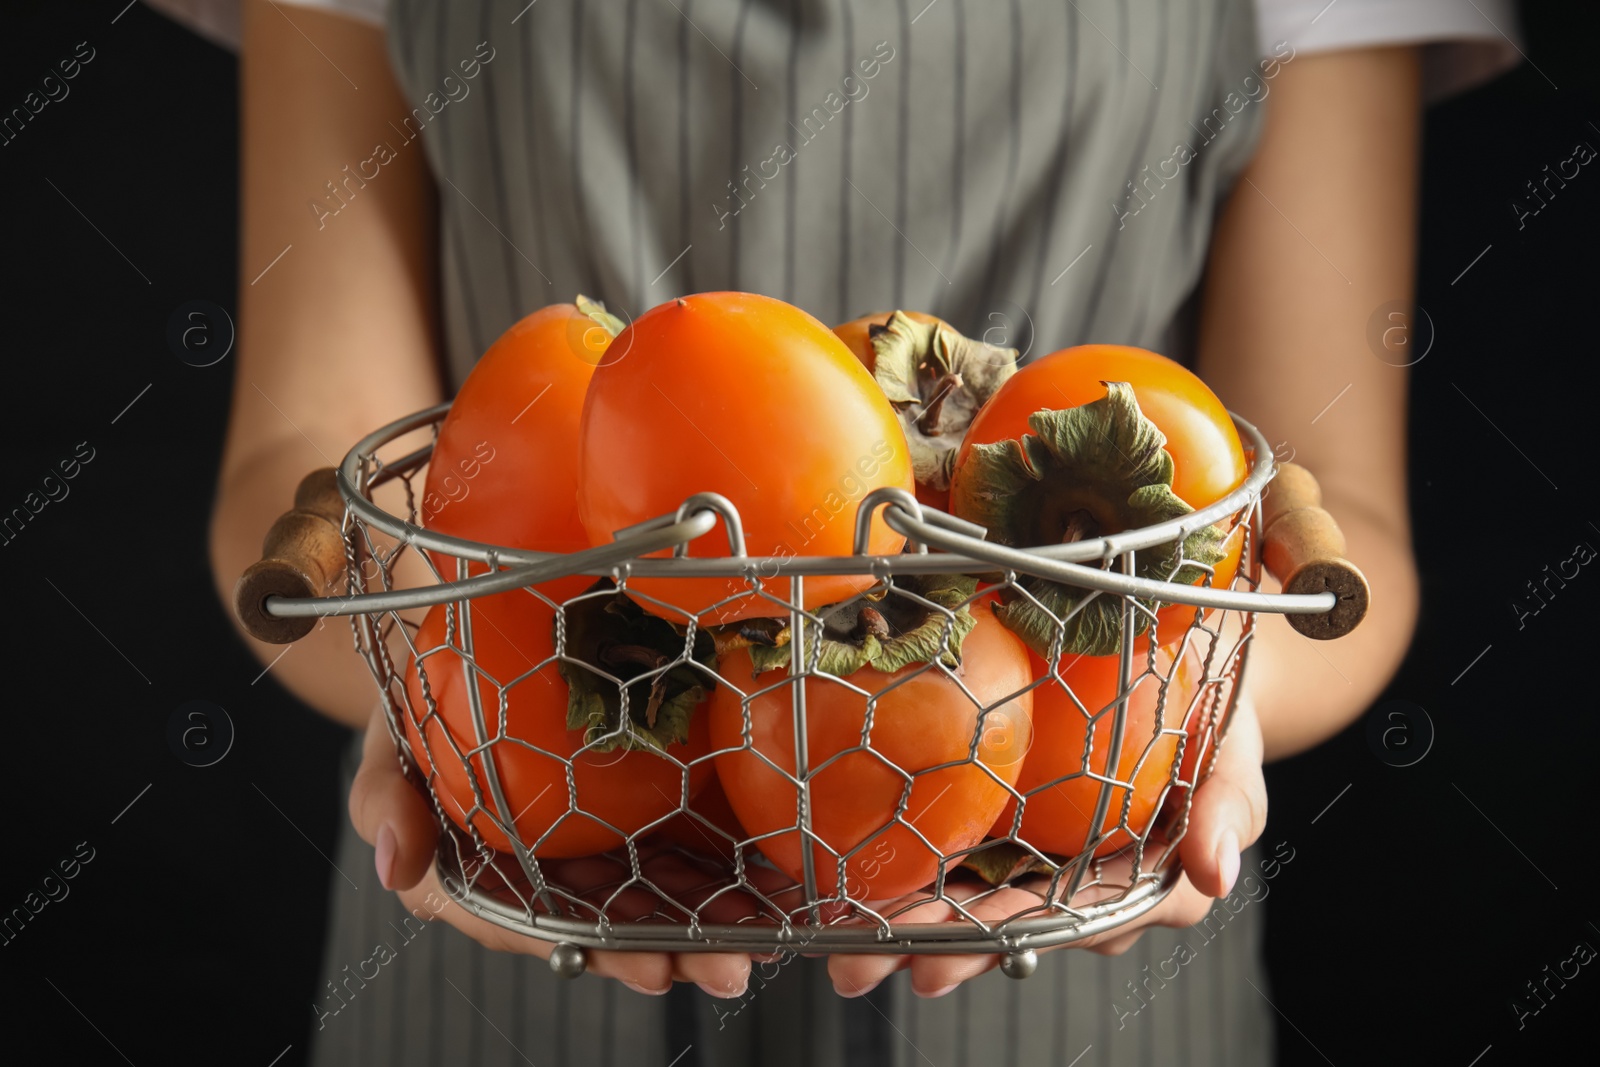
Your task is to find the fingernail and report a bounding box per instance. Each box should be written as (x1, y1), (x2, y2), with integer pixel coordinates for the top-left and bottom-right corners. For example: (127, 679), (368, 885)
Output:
(837, 977), (883, 999)
(621, 980), (670, 996)
(916, 983), (959, 999)
(375, 824), (397, 891)
(1216, 829), (1240, 896)
(697, 980), (747, 999)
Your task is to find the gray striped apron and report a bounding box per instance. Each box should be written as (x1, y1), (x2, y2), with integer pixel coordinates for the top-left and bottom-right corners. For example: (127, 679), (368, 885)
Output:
(311, 2), (1277, 1064)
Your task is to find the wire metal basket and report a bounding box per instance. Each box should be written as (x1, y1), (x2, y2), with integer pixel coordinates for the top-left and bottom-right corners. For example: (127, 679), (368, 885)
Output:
(235, 401), (1368, 980)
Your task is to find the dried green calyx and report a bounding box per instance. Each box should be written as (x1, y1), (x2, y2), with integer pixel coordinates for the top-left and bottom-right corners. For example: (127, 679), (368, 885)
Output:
(959, 841), (1059, 886)
(871, 312), (1019, 493)
(559, 583), (717, 754)
(720, 574), (982, 678)
(951, 381), (1225, 658)
(575, 293), (626, 337)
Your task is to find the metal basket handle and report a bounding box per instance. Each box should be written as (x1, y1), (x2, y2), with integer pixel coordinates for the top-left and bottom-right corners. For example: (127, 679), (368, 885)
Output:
(234, 468), (347, 643)
(232, 459), (1372, 643)
(1259, 462), (1369, 639)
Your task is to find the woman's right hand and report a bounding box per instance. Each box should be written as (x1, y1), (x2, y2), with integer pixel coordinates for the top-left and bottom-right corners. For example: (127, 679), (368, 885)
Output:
(347, 704), (756, 999)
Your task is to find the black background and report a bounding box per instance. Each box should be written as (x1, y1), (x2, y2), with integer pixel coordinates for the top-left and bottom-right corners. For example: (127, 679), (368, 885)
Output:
(0, 2), (1594, 1064)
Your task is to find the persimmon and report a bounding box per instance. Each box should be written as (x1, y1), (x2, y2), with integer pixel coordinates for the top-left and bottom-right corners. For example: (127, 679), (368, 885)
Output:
(402, 585), (713, 858)
(709, 578), (1034, 901)
(423, 298), (622, 601)
(577, 292), (913, 623)
(950, 345), (1248, 655)
(991, 639), (1204, 859)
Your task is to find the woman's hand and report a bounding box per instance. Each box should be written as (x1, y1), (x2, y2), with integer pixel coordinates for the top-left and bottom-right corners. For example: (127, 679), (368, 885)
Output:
(347, 704), (757, 999)
(825, 695), (1267, 998)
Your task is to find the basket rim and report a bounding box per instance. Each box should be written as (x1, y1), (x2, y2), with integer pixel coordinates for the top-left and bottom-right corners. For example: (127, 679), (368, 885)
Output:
(438, 858), (1184, 956)
(260, 401), (1332, 622)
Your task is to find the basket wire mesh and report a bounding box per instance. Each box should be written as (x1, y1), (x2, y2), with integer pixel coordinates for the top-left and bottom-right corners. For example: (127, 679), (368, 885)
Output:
(269, 403), (1329, 979)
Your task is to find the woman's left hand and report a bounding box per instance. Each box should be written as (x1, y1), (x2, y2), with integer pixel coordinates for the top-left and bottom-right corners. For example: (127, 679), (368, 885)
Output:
(826, 694), (1267, 998)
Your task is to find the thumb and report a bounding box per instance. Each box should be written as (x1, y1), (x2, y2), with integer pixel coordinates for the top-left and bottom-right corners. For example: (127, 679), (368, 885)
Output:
(1179, 696), (1267, 900)
(349, 704), (438, 893)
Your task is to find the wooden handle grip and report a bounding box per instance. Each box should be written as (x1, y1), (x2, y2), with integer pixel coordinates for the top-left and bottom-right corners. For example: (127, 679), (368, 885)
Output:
(1260, 463), (1370, 640)
(233, 468), (347, 644)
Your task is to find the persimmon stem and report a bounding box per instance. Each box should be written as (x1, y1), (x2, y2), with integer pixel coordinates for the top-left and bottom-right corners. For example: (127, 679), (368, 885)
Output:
(597, 642), (671, 672)
(858, 606), (892, 640)
(1060, 509), (1100, 544)
(916, 373), (965, 436)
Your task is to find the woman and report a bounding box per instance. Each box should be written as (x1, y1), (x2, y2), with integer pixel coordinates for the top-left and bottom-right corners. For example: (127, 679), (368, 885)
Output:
(175, 0), (1514, 1062)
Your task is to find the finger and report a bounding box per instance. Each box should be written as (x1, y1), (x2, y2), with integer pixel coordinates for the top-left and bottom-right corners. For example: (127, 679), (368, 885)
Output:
(902, 882), (1059, 992)
(828, 893), (958, 996)
(584, 946), (676, 992)
(827, 877), (1035, 997)
(396, 865), (679, 991)
(457, 848), (766, 994)
(907, 952), (998, 996)
(673, 951), (752, 998)
(1086, 929), (1143, 957)
(832, 883), (979, 991)
(831, 957), (910, 997)
(350, 705), (438, 892)
(1180, 699), (1266, 899)
(1078, 874), (1212, 956)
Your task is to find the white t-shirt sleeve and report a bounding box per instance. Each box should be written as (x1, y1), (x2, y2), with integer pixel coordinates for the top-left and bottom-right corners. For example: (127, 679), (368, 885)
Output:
(141, 0), (387, 51)
(149, 0), (1523, 102)
(1254, 0), (1524, 101)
